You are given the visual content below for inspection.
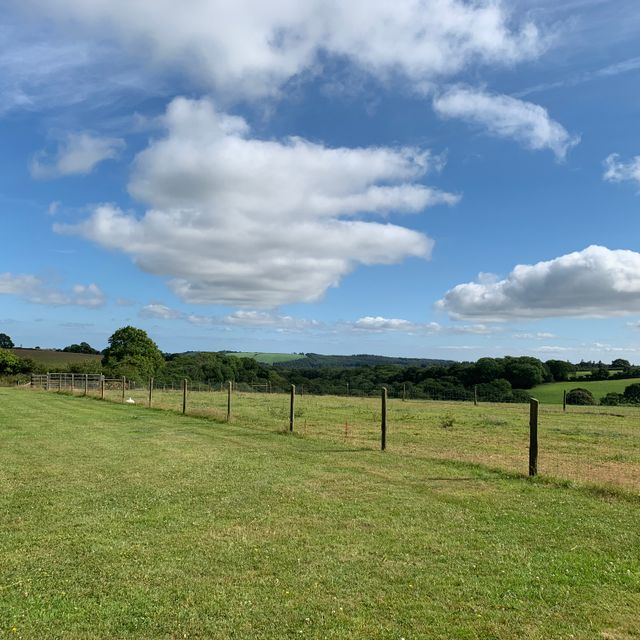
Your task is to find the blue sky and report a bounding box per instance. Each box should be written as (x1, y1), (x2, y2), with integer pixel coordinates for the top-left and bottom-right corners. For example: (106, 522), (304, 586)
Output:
(2, 0), (640, 362)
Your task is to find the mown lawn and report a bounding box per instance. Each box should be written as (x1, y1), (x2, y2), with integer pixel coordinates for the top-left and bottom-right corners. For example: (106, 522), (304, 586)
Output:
(1, 389), (639, 639)
(531, 378), (640, 404)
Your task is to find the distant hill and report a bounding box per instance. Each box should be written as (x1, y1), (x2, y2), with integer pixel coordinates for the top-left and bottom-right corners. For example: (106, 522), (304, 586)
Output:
(9, 348), (102, 368)
(272, 353), (456, 369)
(217, 352), (306, 364)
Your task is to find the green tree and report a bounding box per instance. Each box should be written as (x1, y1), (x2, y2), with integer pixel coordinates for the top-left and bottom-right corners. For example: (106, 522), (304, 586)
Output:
(623, 383), (640, 404)
(102, 326), (164, 382)
(62, 342), (100, 355)
(472, 357), (505, 384)
(545, 359), (576, 382)
(611, 358), (631, 370)
(0, 333), (14, 349)
(600, 392), (624, 406)
(504, 360), (544, 389)
(0, 348), (20, 374)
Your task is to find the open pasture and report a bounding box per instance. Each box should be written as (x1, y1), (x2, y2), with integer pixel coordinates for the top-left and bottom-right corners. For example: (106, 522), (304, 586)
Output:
(223, 351), (306, 364)
(9, 348), (101, 368)
(531, 378), (640, 404)
(1, 389), (639, 639)
(79, 384), (640, 493)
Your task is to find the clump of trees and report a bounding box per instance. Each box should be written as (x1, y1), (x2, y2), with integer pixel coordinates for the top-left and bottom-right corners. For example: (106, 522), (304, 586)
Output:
(62, 342), (100, 355)
(0, 333), (14, 349)
(102, 326), (165, 383)
(0, 349), (38, 377)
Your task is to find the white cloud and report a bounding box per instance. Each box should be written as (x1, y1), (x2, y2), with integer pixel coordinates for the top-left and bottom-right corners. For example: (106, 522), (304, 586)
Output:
(57, 97), (457, 307)
(70, 283), (106, 308)
(139, 305), (320, 332)
(437, 245), (640, 320)
(30, 132), (125, 179)
(603, 153), (640, 186)
(224, 311), (320, 332)
(353, 316), (421, 332)
(433, 87), (579, 160)
(0, 19), (157, 116)
(140, 303), (183, 320)
(13, 0), (542, 99)
(0, 273), (42, 297)
(47, 201), (61, 216)
(0, 273), (106, 307)
(351, 316), (494, 335)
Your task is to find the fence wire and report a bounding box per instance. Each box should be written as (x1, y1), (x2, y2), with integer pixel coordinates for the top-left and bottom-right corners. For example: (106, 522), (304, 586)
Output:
(28, 379), (640, 494)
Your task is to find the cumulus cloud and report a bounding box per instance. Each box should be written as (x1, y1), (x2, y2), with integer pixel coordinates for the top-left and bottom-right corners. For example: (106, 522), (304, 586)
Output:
(30, 132), (125, 179)
(140, 303), (183, 320)
(351, 316), (494, 335)
(433, 87), (579, 160)
(224, 311), (320, 331)
(603, 153), (640, 186)
(139, 304), (320, 332)
(14, 0), (541, 99)
(0, 273), (105, 307)
(57, 97), (457, 307)
(437, 245), (640, 320)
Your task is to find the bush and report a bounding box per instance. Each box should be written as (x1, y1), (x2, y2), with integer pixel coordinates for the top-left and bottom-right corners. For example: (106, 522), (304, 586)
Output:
(600, 392), (624, 406)
(510, 389), (533, 404)
(623, 383), (640, 404)
(566, 388), (595, 405)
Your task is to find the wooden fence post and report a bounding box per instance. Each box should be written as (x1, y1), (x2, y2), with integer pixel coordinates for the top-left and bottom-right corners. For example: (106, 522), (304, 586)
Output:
(563, 389), (567, 412)
(182, 379), (188, 414)
(84, 374), (88, 397)
(227, 380), (232, 421)
(148, 377), (154, 408)
(403, 382), (406, 402)
(45, 374), (50, 391)
(101, 379), (105, 400)
(122, 377), (126, 403)
(289, 384), (296, 432)
(474, 385), (478, 406)
(381, 387), (387, 451)
(529, 398), (539, 477)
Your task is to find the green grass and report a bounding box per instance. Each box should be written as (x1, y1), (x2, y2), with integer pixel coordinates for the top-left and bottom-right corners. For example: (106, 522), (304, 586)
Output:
(223, 351), (306, 364)
(531, 377), (640, 404)
(9, 348), (101, 368)
(1, 390), (639, 639)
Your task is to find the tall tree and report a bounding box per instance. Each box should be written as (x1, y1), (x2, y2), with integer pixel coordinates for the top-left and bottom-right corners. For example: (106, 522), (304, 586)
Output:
(0, 333), (14, 349)
(102, 326), (165, 382)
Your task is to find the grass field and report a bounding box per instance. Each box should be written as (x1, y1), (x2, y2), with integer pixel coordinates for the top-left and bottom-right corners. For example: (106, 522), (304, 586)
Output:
(98, 386), (640, 492)
(223, 351), (306, 364)
(1, 389), (639, 639)
(9, 348), (101, 368)
(531, 377), (640, 404)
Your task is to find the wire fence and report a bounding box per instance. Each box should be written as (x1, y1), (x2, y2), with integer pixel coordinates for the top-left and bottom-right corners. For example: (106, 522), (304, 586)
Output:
(27, 376), (640, 494)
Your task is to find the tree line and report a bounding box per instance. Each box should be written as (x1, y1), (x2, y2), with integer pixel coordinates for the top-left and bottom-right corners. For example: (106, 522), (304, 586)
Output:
(2, 326), (640, 404)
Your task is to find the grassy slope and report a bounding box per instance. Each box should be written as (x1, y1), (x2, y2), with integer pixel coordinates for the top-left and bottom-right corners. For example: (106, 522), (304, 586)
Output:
(1, 390), (639, 639)
(223, 351), (306, 364)
(531, 377), (640, 404)
(9, 348), (101, 368)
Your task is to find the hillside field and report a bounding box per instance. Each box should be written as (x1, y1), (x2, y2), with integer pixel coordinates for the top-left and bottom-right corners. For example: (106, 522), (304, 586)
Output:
(223, 351), (306, 364)
(9, 348), (101, 368)
(1, 389), (638, 638)
(531, 377), (640, 404)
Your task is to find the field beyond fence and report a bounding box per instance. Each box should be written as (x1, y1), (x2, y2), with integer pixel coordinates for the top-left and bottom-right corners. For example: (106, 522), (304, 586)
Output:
(27, 381), (640, 494)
